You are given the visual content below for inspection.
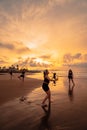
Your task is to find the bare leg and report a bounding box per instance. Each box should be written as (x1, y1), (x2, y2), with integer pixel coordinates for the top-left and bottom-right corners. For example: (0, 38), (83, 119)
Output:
(42, 90), (51, 105)
(46, 90), (51, 104)
(72, 79), (75, 86)
(69, 78), (70, 86)
(42, 95), (48, 104)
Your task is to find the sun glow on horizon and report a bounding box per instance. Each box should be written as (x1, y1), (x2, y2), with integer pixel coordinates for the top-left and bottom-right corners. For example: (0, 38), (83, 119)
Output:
(34, 58), (52, 65)
(0, 0), (87, 69)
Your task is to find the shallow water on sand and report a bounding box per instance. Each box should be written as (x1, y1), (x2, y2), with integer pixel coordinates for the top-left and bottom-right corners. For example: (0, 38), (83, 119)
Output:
(0, 76), (87, 130)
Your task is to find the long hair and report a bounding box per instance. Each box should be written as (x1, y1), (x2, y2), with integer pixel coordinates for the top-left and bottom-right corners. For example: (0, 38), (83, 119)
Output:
(43, 69), (48, 78)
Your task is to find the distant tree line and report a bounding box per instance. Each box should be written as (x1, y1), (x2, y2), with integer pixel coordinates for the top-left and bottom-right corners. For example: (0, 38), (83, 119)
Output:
(0, 65), (28, 73)
(0, 65), (41, 73)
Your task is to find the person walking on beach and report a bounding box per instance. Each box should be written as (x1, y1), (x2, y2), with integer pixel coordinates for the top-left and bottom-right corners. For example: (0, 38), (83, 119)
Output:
(9, 69), (13, 79)
(18, 69), (25, 81)
(68, 69), (75, 86)
(42, 69), (54, 107)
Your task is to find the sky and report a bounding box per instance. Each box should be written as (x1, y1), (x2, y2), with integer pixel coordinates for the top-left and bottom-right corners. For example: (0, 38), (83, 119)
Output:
(0, 0), (87, 70)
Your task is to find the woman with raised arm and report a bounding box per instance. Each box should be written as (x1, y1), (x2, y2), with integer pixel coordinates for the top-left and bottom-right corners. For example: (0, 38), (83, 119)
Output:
(42, 69), (54, 107)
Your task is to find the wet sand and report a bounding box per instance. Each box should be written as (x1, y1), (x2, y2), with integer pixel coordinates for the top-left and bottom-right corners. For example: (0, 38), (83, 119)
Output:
(0, 74), (87, 130)
(0, 73), (42, 105)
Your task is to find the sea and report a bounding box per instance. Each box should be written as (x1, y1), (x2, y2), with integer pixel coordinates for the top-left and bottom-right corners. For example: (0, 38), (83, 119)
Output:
(26, 67), (87, 79)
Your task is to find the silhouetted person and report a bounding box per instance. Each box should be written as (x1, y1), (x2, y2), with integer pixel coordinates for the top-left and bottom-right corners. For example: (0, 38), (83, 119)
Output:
(18, 69), (25, 81)
(42, 69), (54, 107)
(53, 72), (58, 86)
(68, 69), (75, 86)
(9, 69), (13, 79)
(39, 103), (51, 130)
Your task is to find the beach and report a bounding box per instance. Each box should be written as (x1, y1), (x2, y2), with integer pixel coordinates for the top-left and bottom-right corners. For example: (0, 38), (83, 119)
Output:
(0, 72), (87, 130)
(0, 73), (43, 105)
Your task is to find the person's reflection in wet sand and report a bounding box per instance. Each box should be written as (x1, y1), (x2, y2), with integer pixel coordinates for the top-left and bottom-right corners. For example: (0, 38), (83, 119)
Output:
(39, 103), (51, 130)
(68, 84), (74, 102)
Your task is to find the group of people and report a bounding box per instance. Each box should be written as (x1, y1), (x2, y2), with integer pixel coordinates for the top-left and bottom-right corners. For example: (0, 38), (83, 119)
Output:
(41, 69), (75, 107)
(9, 67), (75, 106)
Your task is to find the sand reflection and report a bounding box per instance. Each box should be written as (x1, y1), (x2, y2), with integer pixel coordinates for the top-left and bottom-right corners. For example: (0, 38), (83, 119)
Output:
(68, 84), (74, 102)
(39, 103), (51, 130)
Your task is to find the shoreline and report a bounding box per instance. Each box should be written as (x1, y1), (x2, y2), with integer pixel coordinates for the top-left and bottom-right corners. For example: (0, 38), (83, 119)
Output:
(0, 74), (43, 105)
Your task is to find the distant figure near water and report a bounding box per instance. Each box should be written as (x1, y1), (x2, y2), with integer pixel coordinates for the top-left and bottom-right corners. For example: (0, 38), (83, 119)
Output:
(41, 69), (54, 107)
(52, 72), (58, 86)
(9, 69), (13, 79)
(18, 69), (25, 81)
(68, 69), (75, 86)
